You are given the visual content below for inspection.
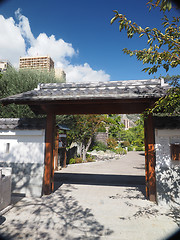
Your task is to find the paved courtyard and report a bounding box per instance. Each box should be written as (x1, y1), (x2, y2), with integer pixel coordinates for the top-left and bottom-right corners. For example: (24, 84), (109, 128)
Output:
(0, 151), (179, 239)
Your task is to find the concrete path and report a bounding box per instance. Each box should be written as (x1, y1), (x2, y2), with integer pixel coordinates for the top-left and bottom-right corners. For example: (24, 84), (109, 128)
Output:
(0, 152), (179, 240)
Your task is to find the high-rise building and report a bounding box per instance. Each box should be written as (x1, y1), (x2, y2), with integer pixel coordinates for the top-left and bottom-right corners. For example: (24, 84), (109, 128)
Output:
(19, 56), (54, 72)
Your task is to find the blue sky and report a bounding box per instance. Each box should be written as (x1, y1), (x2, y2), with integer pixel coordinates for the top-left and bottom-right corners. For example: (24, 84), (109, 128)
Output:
(0, 0), (179, 82)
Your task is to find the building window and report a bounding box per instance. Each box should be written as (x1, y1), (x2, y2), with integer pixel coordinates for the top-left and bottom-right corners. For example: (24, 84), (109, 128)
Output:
(170, 143), (180, 161)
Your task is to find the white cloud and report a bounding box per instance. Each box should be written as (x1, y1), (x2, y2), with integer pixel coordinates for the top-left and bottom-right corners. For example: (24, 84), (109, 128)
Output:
(15, 8), (35, 45)
(0, 15), (26, 67)
(27, 33), (76, 66)
(0, 9), (110, 82)
(64, 63), (110, 83)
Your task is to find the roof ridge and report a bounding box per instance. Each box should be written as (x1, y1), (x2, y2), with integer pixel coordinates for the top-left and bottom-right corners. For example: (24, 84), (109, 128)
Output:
(38, 79), (162, 90)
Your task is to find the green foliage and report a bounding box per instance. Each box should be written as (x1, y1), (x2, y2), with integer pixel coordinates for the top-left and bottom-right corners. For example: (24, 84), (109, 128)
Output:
(69, 158), (76, 164)
(107, 115), (124, 140)
(127, 146), (134, 151)
(97, 124), (106, 132)
(147, 0), (172, 12)
(69, 155), (94, 164)
(69, 157), (83, 164)
(86, 154), (95, 162)
(121, 116), (145, 149)
(121, 129), (134, 143)
(111, 1), (180, 116)
(111, 1), (180, 75)
(58, 114), (106, 161)
(144, 75), (180, 116)
(121, 141), (130, 147)
(114, 147), (127, 155)
(92, 141), (107, 152)
(59, 114), (145, 155)
(0, 68), (60, 118)
(135, 146), (145, 151)
(69, 115), (105, 146)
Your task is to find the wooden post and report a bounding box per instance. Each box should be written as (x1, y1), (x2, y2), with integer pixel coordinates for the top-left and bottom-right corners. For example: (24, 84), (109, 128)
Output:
(63, 130), (67, 168)
(144, 114), (156, 202)
(54, 128), (59, 171)
(144, 125), (149, 200)
(63, 149), (67, 168)
(43, 113), (55, 195)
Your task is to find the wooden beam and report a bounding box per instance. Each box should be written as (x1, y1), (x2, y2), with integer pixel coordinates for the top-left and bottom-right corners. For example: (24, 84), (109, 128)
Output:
(144, 115), (156, 202)
(39, 101), (154, 115)
(27, 98), (158, 115)
(43, 113), (55, 195)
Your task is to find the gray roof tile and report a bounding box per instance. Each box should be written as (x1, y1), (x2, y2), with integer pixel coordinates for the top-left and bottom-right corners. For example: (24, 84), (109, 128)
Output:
(0, 79), (170, 104)
(154, 116), (180, 129)
(0, 118), (46, 130)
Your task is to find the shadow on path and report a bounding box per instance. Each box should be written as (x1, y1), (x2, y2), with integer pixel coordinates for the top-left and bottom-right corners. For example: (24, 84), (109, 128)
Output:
(0, 185), (113, 240)
(54, 172), (146, 198)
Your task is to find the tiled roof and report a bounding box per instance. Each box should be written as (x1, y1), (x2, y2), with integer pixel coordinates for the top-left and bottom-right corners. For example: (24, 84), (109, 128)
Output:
(154, 116), (180, 129)
(0, 118), (46, 130)
(57, 124), (70, 131)
(0, 79), (169, 104)
(0, 119), (71, 130)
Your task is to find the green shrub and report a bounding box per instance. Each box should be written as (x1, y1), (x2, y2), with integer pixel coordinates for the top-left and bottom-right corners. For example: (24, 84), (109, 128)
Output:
(121, 141), (130, 147)
(97, 125), (106, 132)
(123, 149), (127, 154)
(128, 146), (134, 151)
(114, 147), (127, 155)
(86, 154), (95, 162)
(135, 146), (145, 151)
(69, 155), (95, 164)
(69, 158), (76, 164)
(92, 141), (107, 152)
(69, 157), (83, 164)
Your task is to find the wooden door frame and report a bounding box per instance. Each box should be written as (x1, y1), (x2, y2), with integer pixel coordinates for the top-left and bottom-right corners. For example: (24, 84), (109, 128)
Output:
(144, 114), (156, 202)
(43, 113), (55, 195)
(43, 107), (157, 202)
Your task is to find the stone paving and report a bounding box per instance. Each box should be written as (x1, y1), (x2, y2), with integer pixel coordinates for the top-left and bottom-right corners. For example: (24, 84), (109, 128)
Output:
(0, 151), (179, 240)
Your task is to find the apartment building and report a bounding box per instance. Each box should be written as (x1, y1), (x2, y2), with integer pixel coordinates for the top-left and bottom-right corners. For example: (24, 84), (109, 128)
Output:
(0, 61), (12, 72)
(19, 56), (54, 72)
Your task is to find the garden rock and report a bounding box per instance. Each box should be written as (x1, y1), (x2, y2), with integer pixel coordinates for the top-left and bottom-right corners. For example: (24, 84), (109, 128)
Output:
(88, 150), (124, 162)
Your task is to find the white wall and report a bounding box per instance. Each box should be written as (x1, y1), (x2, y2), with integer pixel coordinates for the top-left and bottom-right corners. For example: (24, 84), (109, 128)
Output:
(0, 129), (45, 197)
(155, 129), (180, 207)
(0, 130), (45, 163)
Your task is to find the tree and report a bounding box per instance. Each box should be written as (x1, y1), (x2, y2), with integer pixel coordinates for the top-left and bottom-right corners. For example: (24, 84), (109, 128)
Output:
(121, 116), (144, 150)
(111, 0), (180, 75)
(145, 74), (180, 115)
(107, 115), (125, 141)
(66, 115), (106, 161)
(0, 68), (62, 118)
(111, 0), (180, 115)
